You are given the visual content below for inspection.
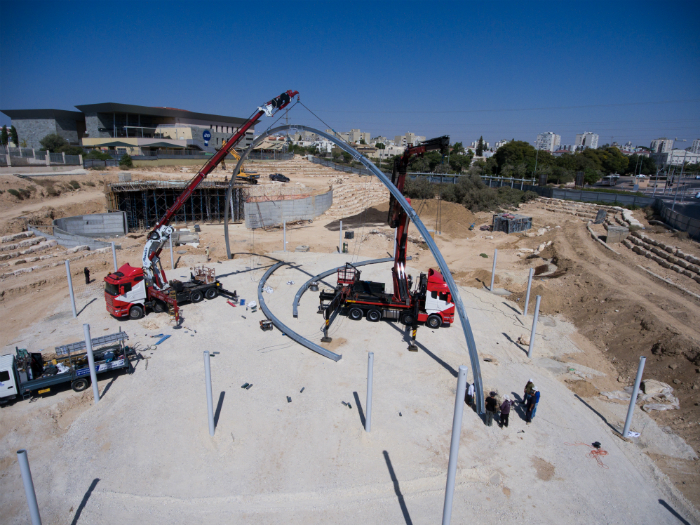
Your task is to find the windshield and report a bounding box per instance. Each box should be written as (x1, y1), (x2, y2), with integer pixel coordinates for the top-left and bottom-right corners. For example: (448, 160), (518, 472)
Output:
(104, 282), (120, 296)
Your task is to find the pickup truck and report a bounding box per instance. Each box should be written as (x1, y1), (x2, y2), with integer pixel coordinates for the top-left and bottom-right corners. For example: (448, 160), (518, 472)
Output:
(0, 331), (133, 404)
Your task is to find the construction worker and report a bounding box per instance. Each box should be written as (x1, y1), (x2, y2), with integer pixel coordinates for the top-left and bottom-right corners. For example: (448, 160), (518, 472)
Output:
(485, 391), (498, 426)
(84, 266), (90, 285)
(522, 378), (534, 406)
(205, 246), (211, 261)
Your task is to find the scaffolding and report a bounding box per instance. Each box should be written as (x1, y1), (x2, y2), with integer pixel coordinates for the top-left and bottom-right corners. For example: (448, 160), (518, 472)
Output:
(106, 180), (249, 230)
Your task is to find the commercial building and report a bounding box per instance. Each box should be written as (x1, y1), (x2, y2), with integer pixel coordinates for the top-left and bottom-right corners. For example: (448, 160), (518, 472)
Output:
(469, 140), (490, 150)
(650, 138), (674, 154)
(691, 139), (700, 154)
(575, 131), (599, 150)
(535, 132), (561, 152)
(1, 103), (255, 154)
(325, 129), (371, 144)
(651, 149), (700, 167)
(494, 139), (512, 150)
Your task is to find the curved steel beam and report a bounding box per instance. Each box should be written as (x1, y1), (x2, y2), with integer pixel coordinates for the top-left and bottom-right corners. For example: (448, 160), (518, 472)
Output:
(293, 256), (412, 318)
(225, 125), (484, 414)
(258, 261), (342, 362)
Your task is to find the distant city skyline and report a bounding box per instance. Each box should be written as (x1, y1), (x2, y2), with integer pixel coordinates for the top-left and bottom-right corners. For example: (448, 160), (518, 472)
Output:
(1, 1), (698, 149)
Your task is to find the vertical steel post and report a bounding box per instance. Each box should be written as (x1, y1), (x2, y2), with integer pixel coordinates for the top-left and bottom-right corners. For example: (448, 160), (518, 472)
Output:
(365, 352), (374, 432)
(442, 365), (468, 525)
(83, 324), (100, 404)
(65, 260), (77, 318)
(523, 268), (534, 315)
(393, 229), (397, 258)
(527, 296), (542, 358)
(111, 242), (118, 272)
(17, 449), (41, 525)
(490, 249), (498, 291)
(283, 220), (286, 252)
(622, 356), (646, 438)
(204, 351), (215, 436)
(169, 236), (174, 269)
(339, 220), (343, 253)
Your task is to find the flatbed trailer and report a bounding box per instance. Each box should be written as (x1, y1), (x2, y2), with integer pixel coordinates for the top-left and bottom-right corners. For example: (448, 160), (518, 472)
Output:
(0, 331), (133, 404)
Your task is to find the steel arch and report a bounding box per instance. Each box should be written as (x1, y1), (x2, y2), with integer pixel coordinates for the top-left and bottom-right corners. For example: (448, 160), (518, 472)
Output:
(224, 125), (485, 414)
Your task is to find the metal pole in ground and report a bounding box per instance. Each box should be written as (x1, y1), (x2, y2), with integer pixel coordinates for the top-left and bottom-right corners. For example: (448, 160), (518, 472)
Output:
(442, 365), (468, 525)
(339, 220), (343, 253)
(490, 249), (498, 291)
(527, 296), (541, 358)
(523, 268), (534, 316)
(111, 242), (118, 272)
(169, 236), (174, 269)
(16, 449), (41, 525)
(622, 356), (646, 439)
(393, 229), (397, 258)
(365, 352), (374, 432)
(204, 351), (215, 436)
(283, 220), (286, 252)
(83, 324), (100, 404)
(65, 260), (77, 318)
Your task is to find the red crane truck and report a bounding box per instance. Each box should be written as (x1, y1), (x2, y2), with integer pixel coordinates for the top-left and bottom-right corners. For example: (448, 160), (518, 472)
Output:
(319, 136), (455, 348)
(104, 90), (299, 321)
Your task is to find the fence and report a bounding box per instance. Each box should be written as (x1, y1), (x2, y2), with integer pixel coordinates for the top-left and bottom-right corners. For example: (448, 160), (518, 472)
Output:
(656, 200), (700, 240)
(84, 159), (119, 169)
(0, 146), (82, 166)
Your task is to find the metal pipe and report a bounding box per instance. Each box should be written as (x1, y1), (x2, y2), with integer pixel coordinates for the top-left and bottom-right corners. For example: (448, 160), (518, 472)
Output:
(283, 220), (286, 252)
(169, 236), (174, 269)
(442, 365), (468, 525)
(490, 249), (498, 291)
(17, 449), (42, 525)
(365, 352), (374, 432)
(111, 242), (118, 272)
(527, 296), (542, 358)
(224, 126), (485, 413)
(622, 356), (646, 438)
(65, 260), (77, 318)
(83, 324), (100, 404)
(204, 351), (215, 436)
(523, 268), (534, 315)
(339, 220), (343, 253)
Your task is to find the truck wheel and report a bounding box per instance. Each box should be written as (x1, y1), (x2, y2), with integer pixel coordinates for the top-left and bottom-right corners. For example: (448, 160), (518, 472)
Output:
(71, 378), (89, 392)
(191, 290), (204, 303)
(153, 301), (166, 313)
(205, 288), (218, 300)
(427, 314), (442, 329)
(129, 305), (144, 319)
(401, 312), (415, 326)
(348, 307), (363, 320)
(367, 309), (382, 322)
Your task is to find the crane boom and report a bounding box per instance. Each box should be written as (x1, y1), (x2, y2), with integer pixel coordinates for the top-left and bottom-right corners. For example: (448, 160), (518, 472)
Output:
(143, 89), (298, 289)
(388, 136), (449, 303)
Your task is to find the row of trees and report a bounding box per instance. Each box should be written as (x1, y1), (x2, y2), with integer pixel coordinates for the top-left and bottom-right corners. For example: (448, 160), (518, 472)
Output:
(1, 125), (19, 147)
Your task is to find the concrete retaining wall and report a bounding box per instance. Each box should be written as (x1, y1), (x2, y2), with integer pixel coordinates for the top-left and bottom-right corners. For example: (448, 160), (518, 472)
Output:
(54, 212), (127, 238)
(656, 200), (700, 241)
(245, 189), (333, 229)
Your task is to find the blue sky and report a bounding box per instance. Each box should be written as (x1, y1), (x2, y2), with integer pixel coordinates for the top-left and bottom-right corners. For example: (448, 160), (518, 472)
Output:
(1, 0), (699, 148)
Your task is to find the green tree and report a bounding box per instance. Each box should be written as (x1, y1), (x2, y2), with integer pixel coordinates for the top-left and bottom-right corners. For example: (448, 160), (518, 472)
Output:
(341, 151), (352, 163)
(359, 138), (366, 145)
(85, 150), (112, 160)
(494, 140), (537, 175)
(10, 126), (19, 147)
(583, 168), (603, 185)
(59, 145), (85, 155)
(625, 154), (656, 175)
(119, 154), (133, 169)
(476, 136), (484, 156)
(40, 133), (68, 152)
(451, 142), (465, 155)
(375, 142), (386, 149)
(0, 125), (7, 146)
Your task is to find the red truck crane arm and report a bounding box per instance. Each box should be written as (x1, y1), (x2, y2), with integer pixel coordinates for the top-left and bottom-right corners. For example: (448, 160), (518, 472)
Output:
(387, 136), (450, 304)
(142, 90), (298, 289)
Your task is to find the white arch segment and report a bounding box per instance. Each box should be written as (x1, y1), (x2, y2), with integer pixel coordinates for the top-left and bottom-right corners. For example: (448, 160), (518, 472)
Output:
(224, 125), (485, 414)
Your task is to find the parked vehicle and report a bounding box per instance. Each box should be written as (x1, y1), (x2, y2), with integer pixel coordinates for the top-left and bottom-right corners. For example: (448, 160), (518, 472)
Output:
(269, 173), (290, 182)
(0, 331), (132, 404)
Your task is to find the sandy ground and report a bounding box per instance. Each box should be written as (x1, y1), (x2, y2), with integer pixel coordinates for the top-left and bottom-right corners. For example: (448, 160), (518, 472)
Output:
(2, 253), (699, 524)
(1, 160), (700, 522)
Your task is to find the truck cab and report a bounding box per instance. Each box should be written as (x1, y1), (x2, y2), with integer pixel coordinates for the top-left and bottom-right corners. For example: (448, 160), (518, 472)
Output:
(104, 263), (147, 319)
(418, 268), (455, 328)
(0, 354), (19, 402)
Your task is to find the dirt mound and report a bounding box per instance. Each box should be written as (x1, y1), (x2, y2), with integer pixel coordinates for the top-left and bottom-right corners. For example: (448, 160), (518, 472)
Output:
(411, 199), (477, 237)
(453, 268), (500, 288)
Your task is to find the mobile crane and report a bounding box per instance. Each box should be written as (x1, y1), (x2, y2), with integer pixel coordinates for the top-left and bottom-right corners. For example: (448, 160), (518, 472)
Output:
(104, 90), (299, 321)
(319, 136), (455, 349)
